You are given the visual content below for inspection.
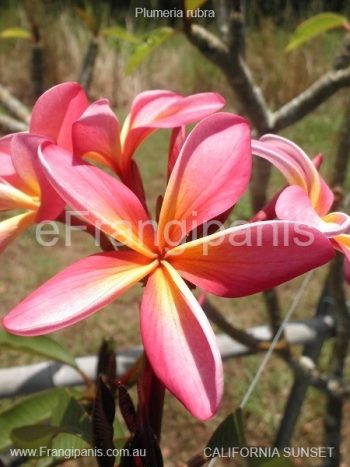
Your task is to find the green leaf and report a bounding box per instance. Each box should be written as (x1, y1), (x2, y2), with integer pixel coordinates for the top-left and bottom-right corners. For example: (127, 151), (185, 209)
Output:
(11, 427), (91, 461)
(101, 26), (138, 43)
(0, 330), (78, 369)
(10, 391), (92, 454)
(51, 432), (91, 451)
(185, 0), (208, 11)
(207, 408), (246, 457)
(11, 425), (59, 450)
(286, 12), (348, 51)
(35, 432), (92, 467)
(0, 27), (32, 40)
(113, 417), (127, 445)
(0, 389), (64, 450)
(126, 27), (174, 74)
(51, 390), (92, 443)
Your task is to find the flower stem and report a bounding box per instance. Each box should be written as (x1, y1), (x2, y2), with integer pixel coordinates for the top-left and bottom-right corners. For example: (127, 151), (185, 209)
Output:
(137, 355), (165, 441)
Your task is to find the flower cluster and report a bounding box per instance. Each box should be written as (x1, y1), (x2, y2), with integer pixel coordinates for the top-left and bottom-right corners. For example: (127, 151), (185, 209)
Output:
(1, 82), (345, 420)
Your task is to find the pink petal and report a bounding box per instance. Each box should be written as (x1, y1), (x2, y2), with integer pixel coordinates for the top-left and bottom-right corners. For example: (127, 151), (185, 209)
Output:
(316, 175), (334, 216)
(0, 181), (38, 211)
(119, 159), (146, 203)
(12, 134), (65, 222)
(39, 143), (156, 257)
(250, 189), (281, 222)
(312, 153), (334, 216)
(332, 236), (350, 283)
(120, 91), (183, 166)
(72, 99), (146, 199)
(3, 251), (157, 336)
(30, 82), (89, 151)
(334, 234), (350, 251)
(0, 134), (27, 189)
(135, 92), (226, 128)
(140, 262), (223, 420)
(167, 126), (186, 177)
(276, 186), (324, 226)
(276, 186), (347, 236)
(0, 211), (36, 254)
(72, 99), (121, 171)
(126, 90), (180, 128)
(322, 212), (350, 235)
(11, 133), (41, 194)
(252, 138), (308, 191)
(120, 90), (225, 167)
(157, 113), (251, 250)
(260, 135), (321, 198)
(333, 234), (350, 254)
(313, 153), (323, 169)
(0, 134), (15, 177)
(253, 135), (332, 213)
(166, 221), (334, 297)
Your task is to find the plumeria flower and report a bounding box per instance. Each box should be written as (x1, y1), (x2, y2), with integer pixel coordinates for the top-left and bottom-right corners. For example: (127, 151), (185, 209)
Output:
(28, 81), (90, 151)
(0, 83), (222, 253)
(0, 81), (89, 252)
(252, 134), (350, 269)
(3, 114), (334, 419)
(72, 89), (225, 198)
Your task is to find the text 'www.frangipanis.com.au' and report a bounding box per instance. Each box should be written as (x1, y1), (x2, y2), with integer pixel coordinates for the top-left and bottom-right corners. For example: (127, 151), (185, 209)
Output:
(9, 447), (146, 459)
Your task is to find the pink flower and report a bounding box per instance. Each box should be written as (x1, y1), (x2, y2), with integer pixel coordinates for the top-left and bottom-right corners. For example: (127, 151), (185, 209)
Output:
(0, 82), (89, 252)
(72, 89), (225, 197)
(3, 114), (334, 420)
(252, 135), (350, 264)
(0, 82), (221, 252)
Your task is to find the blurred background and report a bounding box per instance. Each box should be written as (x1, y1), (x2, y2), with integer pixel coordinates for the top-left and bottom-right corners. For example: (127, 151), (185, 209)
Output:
(1, 1), (350, 465)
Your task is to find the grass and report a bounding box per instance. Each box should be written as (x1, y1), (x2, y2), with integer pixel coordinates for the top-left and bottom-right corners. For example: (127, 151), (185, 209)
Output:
(0, 2), (350, 466)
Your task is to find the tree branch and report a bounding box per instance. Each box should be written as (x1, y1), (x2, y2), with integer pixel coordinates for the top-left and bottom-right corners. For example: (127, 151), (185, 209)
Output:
(184, 23), (271, 133)
(284, 351), (350, 400)
(202, 298), (295, 352)
(271, 67), (350, 131)
(183, 24), (350, 135)
(322, 93), (350, 465)
(182, 9), (350, 345)
(275, 278), (332, 449)
(203, 298), (263, 351)
(79, 36), (100, 92)
(331, 95), (350, 188)
(322, 254), (350, 467)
